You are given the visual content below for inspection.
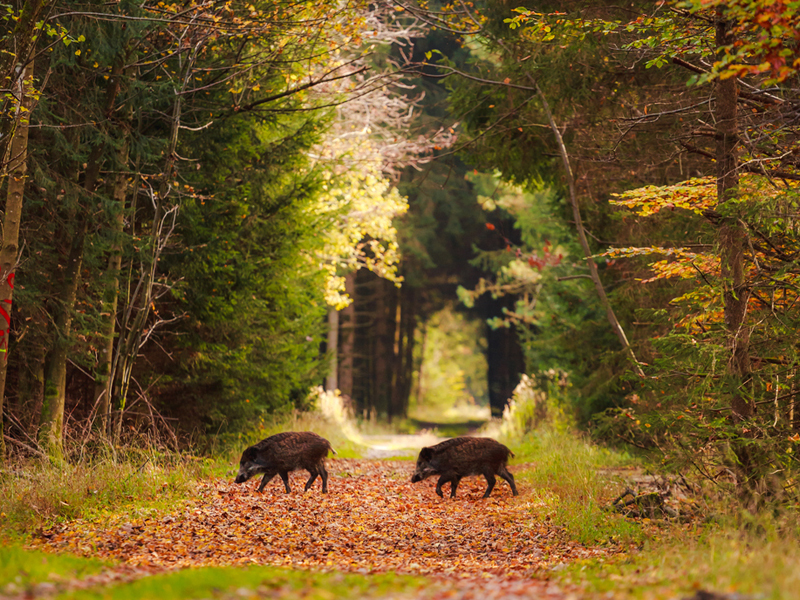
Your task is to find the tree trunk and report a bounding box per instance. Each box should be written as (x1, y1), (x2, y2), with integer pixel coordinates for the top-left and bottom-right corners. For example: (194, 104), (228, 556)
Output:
(373, 278), (391, 417)
(415, 320), (427, 409)
(325, 308), (339, 391)
(18, 346), (45, 436)
(93, 141), (129, 436)
(715, 14), (752, 421)
(0, 0), (54, 177)
(39, 134), (105, 459)
(389, 284), (403, 418)
(39, 227), (85, 460)
(0, 61), (33, 463)
(338, 273), (355, 399)
(398, 285), (416, 418)
(529, 75), (644, 378)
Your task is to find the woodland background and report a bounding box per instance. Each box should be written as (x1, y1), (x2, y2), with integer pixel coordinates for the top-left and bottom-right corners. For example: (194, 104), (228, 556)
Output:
(2, 0), (800, 506)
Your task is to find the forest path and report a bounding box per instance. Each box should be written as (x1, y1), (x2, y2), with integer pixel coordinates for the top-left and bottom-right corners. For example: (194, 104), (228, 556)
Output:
(361, 431), (443, 458)
(359, 416), (493, 458)
(33, 459), (614, 599)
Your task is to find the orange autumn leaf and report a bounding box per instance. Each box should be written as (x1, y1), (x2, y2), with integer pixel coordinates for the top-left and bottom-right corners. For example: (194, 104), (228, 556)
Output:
(32, 459), (621, 580)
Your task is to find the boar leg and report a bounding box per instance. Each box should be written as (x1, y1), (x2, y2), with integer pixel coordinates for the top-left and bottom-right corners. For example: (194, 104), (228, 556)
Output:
(449, 477), (461, 498)
(304, 467), (319, 492)
(319, 463), (329, 493)
(257, 471), (278, 492)
(482, 471), (497, 498)
(279, 471), (292, 493)
(435, 473), (454, 497)
(499, 467), (518, 496)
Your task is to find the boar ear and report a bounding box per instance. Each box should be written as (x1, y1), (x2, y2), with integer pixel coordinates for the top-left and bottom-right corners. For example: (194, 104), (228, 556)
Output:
(419, 447), (433, 461)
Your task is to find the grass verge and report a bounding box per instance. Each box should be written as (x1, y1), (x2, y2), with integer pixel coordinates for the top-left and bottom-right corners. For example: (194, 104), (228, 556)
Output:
(508, 426), (644, 547)
(566, 519), (800, 599)
(511, 428), (800, 599)
(0, 545), (107, 592)
(1, 546), (427, 600)
(55, 566), (427, 600)
(0, 448), (214, 540)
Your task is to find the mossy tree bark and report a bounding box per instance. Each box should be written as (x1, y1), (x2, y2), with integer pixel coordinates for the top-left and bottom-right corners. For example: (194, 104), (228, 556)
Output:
(93, 140), (129, 437)
(39, 59), (123, 459)
(0, 0), (55, 176)
(39, 229), (85, 461)
(0, 61), (33, 463)
(714, 14), (752, 421)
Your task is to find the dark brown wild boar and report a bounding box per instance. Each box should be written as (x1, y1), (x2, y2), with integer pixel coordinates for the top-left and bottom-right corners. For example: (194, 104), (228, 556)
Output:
(234, 431), (336, 493)
(411, 436), (518, 498)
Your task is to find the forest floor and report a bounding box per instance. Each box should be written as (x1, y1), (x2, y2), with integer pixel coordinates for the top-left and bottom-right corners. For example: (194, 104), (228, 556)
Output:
(25, 458), (610, 599)
(6, 426), (785, 600)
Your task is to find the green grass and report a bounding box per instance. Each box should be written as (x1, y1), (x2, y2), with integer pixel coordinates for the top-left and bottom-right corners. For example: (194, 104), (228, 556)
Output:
(509, 427), (800, 599)
(507, 426), (644, 547)
(0, 545), (107, 591)
(0, 448), (213, 539)
(565, 521), (800, 599)
(55, 566), (426, 600)
(0, 546), (426, 600)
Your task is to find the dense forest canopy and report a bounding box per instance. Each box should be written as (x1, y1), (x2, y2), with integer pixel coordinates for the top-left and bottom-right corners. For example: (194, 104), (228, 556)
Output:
(3, 0), (800, 501)
(416, 0), (800, 498)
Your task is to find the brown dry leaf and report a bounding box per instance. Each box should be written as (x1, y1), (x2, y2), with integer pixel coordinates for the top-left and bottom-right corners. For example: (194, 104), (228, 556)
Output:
(32, 460), (618, 580)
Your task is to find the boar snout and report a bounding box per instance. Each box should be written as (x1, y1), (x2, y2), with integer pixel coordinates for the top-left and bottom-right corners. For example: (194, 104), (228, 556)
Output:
(411, 473), (423, 483)
(234, 465), (251, 484)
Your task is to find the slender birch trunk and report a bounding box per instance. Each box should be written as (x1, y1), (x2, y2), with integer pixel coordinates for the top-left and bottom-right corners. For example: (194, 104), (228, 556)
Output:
(39, 62), (119, 458)
(326, 308), (339, 391)
(39, 229), (85, 460)
(0, 61), (33, 462)
(93, 140), (129, 436)
(529, 76), (645, 377)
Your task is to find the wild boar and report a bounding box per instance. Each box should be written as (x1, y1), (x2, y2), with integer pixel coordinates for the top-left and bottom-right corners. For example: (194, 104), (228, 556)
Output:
(411, 436), (518, 498)
(234, 431), (336, 493)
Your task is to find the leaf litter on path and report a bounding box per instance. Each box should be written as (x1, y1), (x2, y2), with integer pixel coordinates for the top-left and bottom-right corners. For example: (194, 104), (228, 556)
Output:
(32, 460), (621, 599)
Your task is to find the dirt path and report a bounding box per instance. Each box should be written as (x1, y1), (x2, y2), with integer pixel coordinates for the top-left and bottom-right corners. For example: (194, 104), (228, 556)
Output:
(361, 432), (444, 458)
(33, 459), (616, 598)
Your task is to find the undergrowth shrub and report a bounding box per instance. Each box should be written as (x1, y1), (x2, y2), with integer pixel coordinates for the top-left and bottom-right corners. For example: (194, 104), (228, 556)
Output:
(572, 511), (800, 599)
(499, 370), (574, 439)
(496, 372), (642, 546)
(226, 387), (367, 461)
(0, 445), (210, 538)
